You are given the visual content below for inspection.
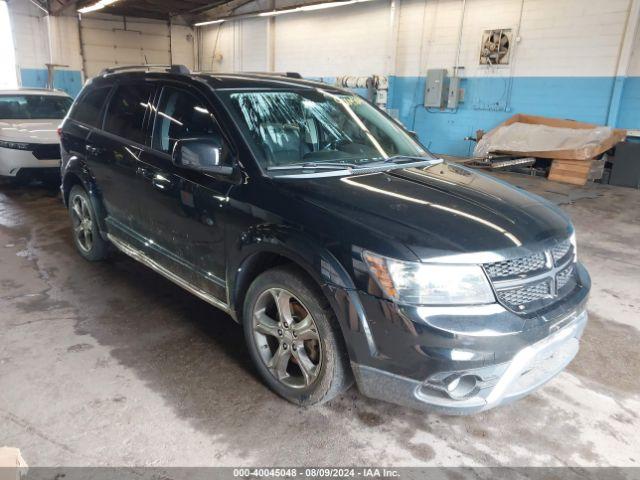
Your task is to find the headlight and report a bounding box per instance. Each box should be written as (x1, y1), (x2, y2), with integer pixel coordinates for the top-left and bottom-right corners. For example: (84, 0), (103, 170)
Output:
(0, 140), (31, 150)
(569, 231), (578, 262)
(363, 251), (495, 306)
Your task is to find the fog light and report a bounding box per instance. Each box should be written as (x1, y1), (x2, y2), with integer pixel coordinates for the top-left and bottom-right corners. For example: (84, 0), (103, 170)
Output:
(444, 374), (478, 400)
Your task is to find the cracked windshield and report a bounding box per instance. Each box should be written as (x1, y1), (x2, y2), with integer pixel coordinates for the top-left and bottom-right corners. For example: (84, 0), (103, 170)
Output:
(221, 90), (429, 171)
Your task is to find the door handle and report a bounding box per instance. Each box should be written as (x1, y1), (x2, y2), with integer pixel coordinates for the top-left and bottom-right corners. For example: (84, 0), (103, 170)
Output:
(136, 166), (153, 179)
(151, 173), (173, 190)
(86, 145), (104, 156)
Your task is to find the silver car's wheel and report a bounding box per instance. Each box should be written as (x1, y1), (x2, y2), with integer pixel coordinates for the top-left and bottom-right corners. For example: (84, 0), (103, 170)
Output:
(70, 193), (94, 253)
(253, 288), (322, 389)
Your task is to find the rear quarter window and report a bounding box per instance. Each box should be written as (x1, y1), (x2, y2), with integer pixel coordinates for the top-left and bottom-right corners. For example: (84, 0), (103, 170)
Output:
(69, 87), (110, 127)
(104, 83), (154, 144)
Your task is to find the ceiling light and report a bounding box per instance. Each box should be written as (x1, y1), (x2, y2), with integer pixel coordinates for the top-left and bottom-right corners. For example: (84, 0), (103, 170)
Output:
(194, 19), (225, 26)
(78, 0), (119, 14)
(258, 0), (374, 16)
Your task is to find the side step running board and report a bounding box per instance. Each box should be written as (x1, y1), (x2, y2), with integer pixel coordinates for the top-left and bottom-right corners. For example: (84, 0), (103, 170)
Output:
(107, 233), (235, 319)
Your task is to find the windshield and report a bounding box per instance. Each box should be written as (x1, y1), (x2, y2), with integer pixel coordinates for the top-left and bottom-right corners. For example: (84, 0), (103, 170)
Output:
(0, 95), (72, 120)
(220, 89), (429, 170)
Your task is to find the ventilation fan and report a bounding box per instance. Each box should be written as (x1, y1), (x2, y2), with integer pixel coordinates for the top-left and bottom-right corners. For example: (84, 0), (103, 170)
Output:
(480, 29), (512, 65)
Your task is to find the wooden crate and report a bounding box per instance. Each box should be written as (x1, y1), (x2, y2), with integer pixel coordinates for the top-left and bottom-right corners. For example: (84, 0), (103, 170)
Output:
(548, 159), (605, 186)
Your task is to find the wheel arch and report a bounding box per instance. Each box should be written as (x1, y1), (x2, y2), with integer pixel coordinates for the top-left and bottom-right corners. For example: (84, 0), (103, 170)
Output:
(229, 228), (356, 322)
(62, 161), (108, 238)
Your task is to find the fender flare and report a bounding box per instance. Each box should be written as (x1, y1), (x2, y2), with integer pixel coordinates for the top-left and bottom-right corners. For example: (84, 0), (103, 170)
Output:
(229, 225), (378, 361)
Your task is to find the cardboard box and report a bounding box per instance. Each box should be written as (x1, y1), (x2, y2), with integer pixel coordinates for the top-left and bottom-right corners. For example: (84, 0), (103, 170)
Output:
(481, 114), (627, 161)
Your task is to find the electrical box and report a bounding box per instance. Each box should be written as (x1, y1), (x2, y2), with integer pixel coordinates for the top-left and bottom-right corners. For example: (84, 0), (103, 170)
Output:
(447, 76), (461, 109)
(424, 69), (448, 108)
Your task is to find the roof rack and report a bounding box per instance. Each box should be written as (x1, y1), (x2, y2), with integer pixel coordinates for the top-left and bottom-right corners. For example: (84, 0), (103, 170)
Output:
(243, 72), (303, 79)
(99, 64), (191, 76)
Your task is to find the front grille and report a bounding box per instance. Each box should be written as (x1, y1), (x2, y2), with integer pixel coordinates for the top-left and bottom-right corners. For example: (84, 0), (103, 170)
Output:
(551, 240), (572, 264)
(557, 265), (575, 290)
(483, 237), (578, 314)
(485, 252), (547, 280)
(497, 280), (552, 308)
(31, 144), (61, 160)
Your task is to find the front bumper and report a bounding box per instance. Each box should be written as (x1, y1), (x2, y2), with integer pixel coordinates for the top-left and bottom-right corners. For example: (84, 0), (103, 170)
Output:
(333, 262), (590, 415)
(352, 308), (587, 414)
(0, 146), (60, 177)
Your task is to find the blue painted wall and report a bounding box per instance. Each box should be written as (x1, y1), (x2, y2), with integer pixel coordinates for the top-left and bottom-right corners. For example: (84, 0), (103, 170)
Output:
(617, 77), (640, 130)
(20, 68), (83, 98)
(387, 76), (639, 156)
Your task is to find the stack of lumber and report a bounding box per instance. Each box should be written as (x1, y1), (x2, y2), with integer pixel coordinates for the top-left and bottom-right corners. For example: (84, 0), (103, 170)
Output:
(548, 159), (606, 186)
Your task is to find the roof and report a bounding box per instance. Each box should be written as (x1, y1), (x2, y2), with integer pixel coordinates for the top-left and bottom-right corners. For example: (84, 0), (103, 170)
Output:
(197, 73), (345, 93)
(92, 70), (347, 94)
(0, 88), (71, 97)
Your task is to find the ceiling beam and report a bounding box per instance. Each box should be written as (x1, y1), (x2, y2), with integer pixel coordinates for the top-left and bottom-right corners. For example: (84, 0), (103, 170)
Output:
(49, 0), (76, 15)
(72, 0), (232, 19)
(191, 0), (255, 22)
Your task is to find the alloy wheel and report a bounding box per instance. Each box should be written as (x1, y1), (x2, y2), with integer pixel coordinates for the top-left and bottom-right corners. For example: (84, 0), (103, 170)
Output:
(70, 194), (94, 253)
(252, 288), (322, 389)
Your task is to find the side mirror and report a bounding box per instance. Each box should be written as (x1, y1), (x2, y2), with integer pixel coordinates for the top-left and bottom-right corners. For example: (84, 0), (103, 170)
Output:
(172, 138), (234, 176)
(408, 131), (420, 141)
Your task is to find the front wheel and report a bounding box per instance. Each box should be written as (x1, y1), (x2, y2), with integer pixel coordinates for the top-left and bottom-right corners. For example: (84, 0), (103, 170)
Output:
(68, 184), (109, 261)
(243, 265), (352, 406)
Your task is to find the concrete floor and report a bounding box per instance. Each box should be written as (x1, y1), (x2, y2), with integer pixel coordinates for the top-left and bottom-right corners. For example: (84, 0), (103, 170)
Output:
(0, 173), (638, 467)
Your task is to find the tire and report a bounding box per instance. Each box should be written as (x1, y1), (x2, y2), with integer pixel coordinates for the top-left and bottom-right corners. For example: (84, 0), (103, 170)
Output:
(243, 265), (352, 406)
(68, 184), (109, 261)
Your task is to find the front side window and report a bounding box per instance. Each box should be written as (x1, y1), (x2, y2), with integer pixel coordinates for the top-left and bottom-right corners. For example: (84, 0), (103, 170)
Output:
(220, 89), (426, 169)
(70, 87), (110, 127)
(104, 84), (154, 144)
(0, 95), (72, 120)
(152, 87), (223, 155)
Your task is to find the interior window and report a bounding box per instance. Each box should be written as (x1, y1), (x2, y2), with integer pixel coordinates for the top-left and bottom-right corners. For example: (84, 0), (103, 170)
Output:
(104, 84), (154, 144)
(152, 87), (222, 155)
(70, 87), (110, 127)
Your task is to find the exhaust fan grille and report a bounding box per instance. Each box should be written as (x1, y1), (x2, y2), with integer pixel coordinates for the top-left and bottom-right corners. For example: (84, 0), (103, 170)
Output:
(480, 29), (512, 66)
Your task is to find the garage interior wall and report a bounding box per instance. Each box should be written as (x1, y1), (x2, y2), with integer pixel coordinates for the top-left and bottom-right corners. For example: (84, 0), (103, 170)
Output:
(6, 0), (195, 98)
(5, 0), (640, 156)
(197, 0), (640, 156)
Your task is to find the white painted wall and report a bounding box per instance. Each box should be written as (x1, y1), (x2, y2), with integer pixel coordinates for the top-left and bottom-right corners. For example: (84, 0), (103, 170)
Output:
(7, 1), (195, 81)
(627, 11), (640, 76)
(49, 14), (84, 71)
(8, 0), (51, 69)
(197, 0), (637, 79)
(273, 1), (390, 76)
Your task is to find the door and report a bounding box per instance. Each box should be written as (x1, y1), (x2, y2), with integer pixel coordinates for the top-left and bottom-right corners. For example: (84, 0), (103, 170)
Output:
(135, 85), (235, 302)
(85, 82), (156, 239)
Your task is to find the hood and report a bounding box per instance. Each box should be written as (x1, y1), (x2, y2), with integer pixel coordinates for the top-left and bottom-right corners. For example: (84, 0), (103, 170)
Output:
(0, 119), (60, 144)
(277, 162), (572, 260)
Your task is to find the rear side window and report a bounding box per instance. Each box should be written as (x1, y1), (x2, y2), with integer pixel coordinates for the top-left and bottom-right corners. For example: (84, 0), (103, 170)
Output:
(104, 84), (154, 144)
(70, 87), (109, 126)
(152, 87), (222, 154)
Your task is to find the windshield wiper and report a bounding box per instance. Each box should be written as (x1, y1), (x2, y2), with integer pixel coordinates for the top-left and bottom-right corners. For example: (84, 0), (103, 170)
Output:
(382, 155), (441, 164)
(267, 161), (357, 171)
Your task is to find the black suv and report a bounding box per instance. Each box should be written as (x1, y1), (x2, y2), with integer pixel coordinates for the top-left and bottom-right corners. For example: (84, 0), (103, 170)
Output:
(59, 66), (590, 414)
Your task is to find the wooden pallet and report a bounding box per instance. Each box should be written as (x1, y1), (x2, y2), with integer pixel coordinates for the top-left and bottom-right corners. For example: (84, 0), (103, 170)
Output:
(548, 159), (605, 186)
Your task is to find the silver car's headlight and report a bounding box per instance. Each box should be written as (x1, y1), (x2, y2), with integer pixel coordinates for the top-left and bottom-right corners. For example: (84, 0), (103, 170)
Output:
(569, 231), (578, 262)
(363, 251), (495, 306)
